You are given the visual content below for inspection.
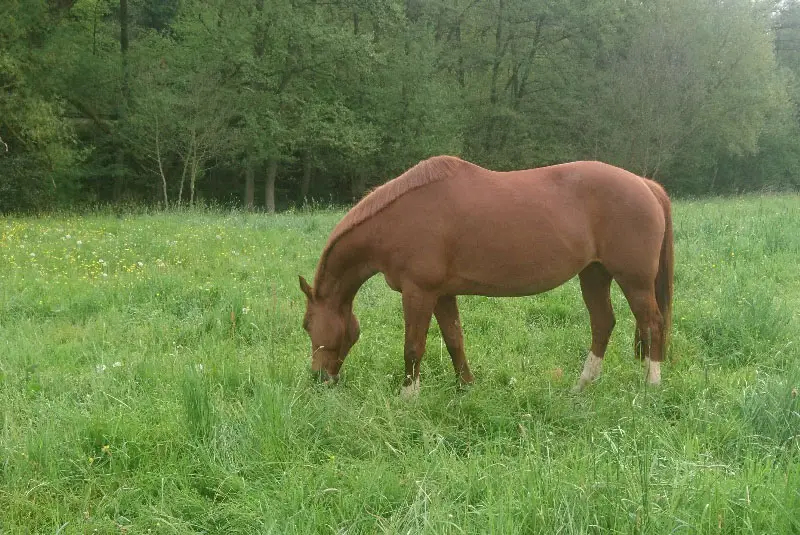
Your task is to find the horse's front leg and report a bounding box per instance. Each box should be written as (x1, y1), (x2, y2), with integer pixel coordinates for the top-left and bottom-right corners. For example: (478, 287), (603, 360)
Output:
(400, 286), (437, 398)
(434, 295), (474, 384)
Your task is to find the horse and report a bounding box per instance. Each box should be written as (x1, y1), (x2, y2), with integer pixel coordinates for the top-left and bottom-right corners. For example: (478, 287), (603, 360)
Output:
(299, 156), (673, 396)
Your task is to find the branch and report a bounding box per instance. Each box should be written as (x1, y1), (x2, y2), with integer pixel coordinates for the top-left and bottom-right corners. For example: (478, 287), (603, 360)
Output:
(65, 97), (114, 135)
(154, 115), (169, 208)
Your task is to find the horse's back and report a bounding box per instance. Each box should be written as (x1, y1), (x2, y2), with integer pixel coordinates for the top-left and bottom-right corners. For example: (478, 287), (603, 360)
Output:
(369, 159), (667, 295)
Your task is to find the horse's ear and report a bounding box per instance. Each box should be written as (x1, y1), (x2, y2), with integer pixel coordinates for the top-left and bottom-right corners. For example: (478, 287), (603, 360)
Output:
(299, 275), (314, 301)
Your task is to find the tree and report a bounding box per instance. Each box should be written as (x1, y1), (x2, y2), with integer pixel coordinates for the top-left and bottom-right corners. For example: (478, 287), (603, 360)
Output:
(0, 1), (84, 212)
(2, 0), (799, 211)
(574, 0), (788, 192)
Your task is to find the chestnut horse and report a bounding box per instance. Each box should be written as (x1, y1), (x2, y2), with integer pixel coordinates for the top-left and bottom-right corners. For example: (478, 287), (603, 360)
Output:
(299, 156), (673, 396)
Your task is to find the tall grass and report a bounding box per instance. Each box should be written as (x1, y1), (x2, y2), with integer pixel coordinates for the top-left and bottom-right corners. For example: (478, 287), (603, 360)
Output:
(1, 196), (799, 533)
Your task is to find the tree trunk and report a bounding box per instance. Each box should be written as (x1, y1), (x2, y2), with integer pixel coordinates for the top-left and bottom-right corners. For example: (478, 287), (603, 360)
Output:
(189, 132), (198, 207)
(483, 0), (506, 156)
(455, 20), (465, 88)
(155, 116), (168, 208)
(300, 152), (312, 203)
(490, 0), (505, 106)
(265, 157), (277, 213)
(114, 0), (130, 202)
(244, 164), (255, 211)
(351, 173), (366, 200)
(254, 0), (266, 58)
(92, 0), (100, 55)
(178, 154), (188, 206)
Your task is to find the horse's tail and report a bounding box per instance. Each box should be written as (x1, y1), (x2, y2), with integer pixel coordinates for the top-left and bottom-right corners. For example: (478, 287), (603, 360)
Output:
(646, 179), (674, 353)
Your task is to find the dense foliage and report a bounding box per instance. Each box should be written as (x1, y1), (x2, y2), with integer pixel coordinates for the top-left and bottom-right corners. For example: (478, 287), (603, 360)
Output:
(2, 0), (800, 212)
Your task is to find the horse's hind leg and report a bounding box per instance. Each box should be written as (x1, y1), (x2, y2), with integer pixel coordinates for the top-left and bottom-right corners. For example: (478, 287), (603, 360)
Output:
(573, 263), (615, 392)
(434, 295), (474, 384)
(616, 276), (664, 386)
(400, 286), (437, 398)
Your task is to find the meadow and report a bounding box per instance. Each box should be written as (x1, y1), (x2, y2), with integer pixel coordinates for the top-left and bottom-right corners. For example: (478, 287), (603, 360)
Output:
(1, 196), (799, 534)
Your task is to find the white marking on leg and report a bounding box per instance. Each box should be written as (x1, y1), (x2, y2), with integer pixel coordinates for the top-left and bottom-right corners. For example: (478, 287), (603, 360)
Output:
(400, 377), (421, 399)
(572, 351), (603, 393)
(645, 358), (661, 385)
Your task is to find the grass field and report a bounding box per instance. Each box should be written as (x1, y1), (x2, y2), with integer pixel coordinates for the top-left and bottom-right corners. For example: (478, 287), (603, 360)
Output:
(1, 196), (799, 534)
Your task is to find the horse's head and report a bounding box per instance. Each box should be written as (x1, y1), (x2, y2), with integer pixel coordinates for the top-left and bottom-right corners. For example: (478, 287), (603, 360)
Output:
(299, 275), (360, 383)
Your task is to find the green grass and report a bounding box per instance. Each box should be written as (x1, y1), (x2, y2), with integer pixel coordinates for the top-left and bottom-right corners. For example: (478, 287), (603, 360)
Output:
(1, 196), (799, 534)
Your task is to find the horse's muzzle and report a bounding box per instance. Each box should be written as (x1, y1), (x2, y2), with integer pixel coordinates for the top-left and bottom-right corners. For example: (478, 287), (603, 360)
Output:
(312, 369), (340, 385)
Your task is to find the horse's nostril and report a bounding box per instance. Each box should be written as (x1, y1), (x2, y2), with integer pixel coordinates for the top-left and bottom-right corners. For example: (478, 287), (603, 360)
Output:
(310, 369), (339, 386)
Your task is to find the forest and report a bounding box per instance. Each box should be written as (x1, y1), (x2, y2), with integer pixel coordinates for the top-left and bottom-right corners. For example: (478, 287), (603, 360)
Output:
(2, 0), (800, 213)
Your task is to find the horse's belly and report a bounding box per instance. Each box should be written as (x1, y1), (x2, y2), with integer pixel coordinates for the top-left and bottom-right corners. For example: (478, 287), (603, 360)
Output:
(443, 249), (588, 297)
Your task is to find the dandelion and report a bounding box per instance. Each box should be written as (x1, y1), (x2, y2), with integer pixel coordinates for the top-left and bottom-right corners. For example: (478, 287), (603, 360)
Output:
(65, 234), (71, 239)
(112, 361), (122, 368)
(77, 240), (83, 246)
(98, 259), (105, 264)
(508, 376), (517, 386)
(137, 261), (143, 267)
(101, 445), (111, 454)
(95, 364), (107, 373)
(241, 306), (250, 315)
(194, 363), (204, 372)
(88, 456), (95, 464)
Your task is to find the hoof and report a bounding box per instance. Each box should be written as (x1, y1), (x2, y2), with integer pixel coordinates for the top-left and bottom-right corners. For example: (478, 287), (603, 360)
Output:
(573, 351), (603, 393)
(399, 377), (420, 399)
(571, 380), (588, 394)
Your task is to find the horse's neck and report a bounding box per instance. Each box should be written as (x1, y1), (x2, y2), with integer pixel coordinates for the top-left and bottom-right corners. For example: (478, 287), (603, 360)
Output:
(315, 238), (376, 307)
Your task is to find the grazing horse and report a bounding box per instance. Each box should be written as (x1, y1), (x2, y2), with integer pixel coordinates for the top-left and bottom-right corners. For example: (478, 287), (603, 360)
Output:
(299, 156), (673, 396)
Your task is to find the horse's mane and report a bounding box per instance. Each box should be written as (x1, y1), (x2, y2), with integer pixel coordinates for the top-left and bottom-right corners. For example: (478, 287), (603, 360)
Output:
(315, 155), (473, 277)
